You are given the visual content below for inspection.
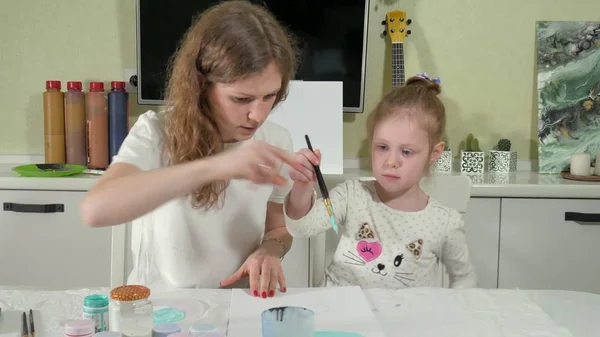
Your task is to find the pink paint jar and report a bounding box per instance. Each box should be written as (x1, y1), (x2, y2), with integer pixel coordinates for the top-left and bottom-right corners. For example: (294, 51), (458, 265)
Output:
(65, 319), (95, 337)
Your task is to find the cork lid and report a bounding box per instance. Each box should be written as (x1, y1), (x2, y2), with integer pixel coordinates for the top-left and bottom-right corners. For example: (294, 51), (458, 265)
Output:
(110, 285), (151, 301)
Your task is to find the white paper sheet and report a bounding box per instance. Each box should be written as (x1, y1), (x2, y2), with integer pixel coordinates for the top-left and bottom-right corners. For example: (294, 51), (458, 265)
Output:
(267, 81), (344, 175)
(227, 287), (386, 337)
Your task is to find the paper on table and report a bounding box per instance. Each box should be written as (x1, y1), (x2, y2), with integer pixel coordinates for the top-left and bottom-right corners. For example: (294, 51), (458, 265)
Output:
(227, 287), (386, 337)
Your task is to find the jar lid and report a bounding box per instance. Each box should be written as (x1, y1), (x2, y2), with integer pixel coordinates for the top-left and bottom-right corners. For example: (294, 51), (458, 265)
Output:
(110, 285), (150, 301)
(84, 294), (108, 308)
(189, 322), (218, 333)
(64, 319), (95, 335)
(153, 323), (181, 337)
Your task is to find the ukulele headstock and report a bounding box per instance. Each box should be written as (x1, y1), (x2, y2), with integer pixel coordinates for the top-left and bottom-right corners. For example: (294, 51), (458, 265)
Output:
(381, 10), (412, 43)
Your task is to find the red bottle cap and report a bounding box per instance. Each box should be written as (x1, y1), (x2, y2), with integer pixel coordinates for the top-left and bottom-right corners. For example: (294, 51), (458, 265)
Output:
(111, 81), (126, 90)
(67, 81), (82, 91)
(46, 80), (61, 89)
(89, 82), (105, 92)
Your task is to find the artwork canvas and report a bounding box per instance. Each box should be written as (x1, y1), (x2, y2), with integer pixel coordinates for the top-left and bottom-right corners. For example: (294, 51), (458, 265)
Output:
(227, 287), (386, 337)
(536, 21), (600, 173)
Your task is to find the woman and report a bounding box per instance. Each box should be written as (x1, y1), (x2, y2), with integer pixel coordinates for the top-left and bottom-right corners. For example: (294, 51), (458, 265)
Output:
(80, 0), (318, 298)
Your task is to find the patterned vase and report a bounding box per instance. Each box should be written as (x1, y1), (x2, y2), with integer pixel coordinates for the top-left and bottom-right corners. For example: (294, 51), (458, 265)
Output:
(432, 150), (452, 173)
(460, 150), (485, 174)
(488, 150), (517, 173)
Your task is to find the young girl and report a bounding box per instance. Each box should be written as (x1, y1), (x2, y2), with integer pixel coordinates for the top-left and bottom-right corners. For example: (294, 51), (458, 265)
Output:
(284, 74), (477, 289)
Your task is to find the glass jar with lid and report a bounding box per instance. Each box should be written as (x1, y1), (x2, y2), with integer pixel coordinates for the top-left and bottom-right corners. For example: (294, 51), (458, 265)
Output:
(108, 285), (153, 337)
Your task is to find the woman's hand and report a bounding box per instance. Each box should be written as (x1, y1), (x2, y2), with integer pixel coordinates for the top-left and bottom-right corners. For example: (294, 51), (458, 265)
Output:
(289, 148), (321, 184)
(217, 140), (301, 186)
(219, 243), (286, 298)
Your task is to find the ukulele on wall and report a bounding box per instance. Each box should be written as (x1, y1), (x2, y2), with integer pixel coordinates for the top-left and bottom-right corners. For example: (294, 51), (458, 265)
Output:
(382, 11), (412, 88)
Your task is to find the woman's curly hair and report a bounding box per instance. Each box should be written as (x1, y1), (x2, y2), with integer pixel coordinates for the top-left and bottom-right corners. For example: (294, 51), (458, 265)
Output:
(163, 0), (298, 210)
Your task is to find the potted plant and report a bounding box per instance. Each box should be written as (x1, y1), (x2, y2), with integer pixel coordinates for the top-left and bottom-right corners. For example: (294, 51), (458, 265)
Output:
(489, 138), (517, 173)
(460, 133), (484, 174)
(432, 134), (452, 173)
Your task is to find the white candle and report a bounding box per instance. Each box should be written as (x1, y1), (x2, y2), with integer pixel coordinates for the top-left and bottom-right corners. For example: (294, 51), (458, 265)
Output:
(595, 153), (600, 176)
(570, 152), (591, 176)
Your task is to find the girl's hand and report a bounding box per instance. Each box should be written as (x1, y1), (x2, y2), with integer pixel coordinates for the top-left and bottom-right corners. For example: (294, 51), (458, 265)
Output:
(219, 244), (286, 298)
(218, 140), (301, 186)
(289, 148), (321, 184)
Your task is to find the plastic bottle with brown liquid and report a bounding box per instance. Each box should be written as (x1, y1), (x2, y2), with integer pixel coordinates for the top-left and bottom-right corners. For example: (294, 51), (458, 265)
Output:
(43, 80), (66, 164)
(86, 82), (109, 169)
(64, 81), (87, 165)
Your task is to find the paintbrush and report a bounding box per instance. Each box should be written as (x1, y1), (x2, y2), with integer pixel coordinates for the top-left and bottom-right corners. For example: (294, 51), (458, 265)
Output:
(29, 309), (35, 337)
(22, 311), (29, 337)
(304, 135), (338, 234)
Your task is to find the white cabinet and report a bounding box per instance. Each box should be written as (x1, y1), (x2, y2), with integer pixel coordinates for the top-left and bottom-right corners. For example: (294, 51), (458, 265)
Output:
(499, 198), (600, 294)
(0, 190), (113, 289)
(462, 198), (500, 289)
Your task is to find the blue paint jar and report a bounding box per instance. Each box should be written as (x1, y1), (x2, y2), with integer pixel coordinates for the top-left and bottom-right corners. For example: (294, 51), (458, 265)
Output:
(83, 294), (109, 332)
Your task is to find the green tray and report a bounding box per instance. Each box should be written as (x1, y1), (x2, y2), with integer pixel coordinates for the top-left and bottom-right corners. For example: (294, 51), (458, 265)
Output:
(12, 164), (87, 177)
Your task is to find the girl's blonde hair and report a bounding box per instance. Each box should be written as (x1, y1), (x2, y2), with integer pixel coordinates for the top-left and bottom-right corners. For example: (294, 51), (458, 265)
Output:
(368, 75), (446, 150)
(163, 0), (297, 210)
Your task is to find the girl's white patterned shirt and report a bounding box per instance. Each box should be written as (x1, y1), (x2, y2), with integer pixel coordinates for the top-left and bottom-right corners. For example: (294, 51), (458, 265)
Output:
(284, 179), (477, 289)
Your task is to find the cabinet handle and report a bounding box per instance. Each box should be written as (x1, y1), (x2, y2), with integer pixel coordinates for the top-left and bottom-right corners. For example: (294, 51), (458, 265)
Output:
(3, 202), (64, 213)
(564, 212), (600, 224)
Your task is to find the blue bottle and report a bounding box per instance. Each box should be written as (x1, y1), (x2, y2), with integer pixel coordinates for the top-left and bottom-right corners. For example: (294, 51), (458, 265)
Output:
(108, 81), (129, 161)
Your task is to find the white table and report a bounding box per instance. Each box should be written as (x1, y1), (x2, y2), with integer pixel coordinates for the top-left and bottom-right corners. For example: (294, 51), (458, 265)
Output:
(0, 287), (598, 337)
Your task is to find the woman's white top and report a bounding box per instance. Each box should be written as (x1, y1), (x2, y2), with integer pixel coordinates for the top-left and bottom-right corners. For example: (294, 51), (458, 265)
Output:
(111, 110), (294, 289)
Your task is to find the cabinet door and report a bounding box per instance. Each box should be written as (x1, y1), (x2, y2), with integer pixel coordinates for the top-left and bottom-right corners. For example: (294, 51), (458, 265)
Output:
(499, 198), (600, 294)
(0, 190), (112, 289)
(441, 198), (500, 288)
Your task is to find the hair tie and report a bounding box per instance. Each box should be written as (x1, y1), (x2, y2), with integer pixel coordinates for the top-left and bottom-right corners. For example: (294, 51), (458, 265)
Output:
(415, 72), (441, 84)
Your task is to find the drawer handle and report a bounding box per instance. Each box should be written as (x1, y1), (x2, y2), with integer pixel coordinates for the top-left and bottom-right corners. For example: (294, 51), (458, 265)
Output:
(3, 202), (64, 213)
(564, 212), (600, 224)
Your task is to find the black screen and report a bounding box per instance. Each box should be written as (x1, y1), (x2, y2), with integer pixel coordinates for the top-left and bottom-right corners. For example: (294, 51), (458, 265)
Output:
(138, 0), (369, 112)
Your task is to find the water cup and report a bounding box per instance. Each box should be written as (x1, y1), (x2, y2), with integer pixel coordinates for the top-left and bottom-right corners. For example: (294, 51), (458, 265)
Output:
(261, 306), (315, 337)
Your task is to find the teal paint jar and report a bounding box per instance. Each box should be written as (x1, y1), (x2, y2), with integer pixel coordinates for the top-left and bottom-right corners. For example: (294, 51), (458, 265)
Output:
(83, 294), (109, 332)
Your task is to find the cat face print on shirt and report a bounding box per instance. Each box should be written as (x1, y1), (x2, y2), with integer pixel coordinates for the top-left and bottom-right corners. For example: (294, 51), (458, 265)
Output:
(343, 223), (425, 287)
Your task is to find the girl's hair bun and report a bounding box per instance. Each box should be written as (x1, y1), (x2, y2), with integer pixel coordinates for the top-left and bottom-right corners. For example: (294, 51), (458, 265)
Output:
(405, 73), (441, 95)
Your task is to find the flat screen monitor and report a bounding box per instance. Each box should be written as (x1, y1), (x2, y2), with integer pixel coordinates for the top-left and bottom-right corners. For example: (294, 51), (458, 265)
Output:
(136, 0), (370, 113)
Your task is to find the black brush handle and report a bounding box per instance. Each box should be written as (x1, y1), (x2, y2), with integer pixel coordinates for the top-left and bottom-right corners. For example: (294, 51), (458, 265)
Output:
(304, 135), (329, 199)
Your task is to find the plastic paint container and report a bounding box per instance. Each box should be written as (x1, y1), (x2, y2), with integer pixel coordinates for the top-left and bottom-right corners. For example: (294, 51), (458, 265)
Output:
(153, 323), (181, 337)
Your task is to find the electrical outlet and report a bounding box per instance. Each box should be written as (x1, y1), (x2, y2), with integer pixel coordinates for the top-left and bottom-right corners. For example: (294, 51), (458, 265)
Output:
(124, 68), (138, 93)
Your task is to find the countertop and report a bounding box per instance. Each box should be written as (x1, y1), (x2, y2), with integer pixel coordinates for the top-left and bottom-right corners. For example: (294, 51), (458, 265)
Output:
(1, 163), (600, 198)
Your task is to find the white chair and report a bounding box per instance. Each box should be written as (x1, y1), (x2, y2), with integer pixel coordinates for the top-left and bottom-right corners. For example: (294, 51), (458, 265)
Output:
(309, 174), (472, 288)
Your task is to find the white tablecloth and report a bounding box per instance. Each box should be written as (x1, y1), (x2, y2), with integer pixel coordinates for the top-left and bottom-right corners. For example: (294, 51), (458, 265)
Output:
(0, 287), (598, 337)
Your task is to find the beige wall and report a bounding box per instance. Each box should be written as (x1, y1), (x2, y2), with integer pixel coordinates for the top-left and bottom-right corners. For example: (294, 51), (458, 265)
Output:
(1, 0), (598, 161)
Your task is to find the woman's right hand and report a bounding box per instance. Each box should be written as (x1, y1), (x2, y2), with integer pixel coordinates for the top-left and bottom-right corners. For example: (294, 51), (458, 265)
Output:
(218, 140), (301, 186)
(289, 148), (321, 185)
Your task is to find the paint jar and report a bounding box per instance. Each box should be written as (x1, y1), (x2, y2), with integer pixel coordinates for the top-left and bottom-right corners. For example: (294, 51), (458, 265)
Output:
(83, 294), (109, 332)
(261, 306), (315, 337)
(152, 323), (181, 337)
(64, 319), (95, 337)
(109, 285), (153, 337)
(189, 322), (219, 336)
(166, 333), (192, 337)
(96, 332), (122, 337)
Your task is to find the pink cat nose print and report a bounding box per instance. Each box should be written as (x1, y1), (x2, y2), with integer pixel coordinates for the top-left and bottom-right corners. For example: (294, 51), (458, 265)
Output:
(357, 240), (382, 262)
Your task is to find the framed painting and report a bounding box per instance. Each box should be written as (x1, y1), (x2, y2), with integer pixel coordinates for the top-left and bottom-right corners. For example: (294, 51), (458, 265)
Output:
(536, 21), (600, 173)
